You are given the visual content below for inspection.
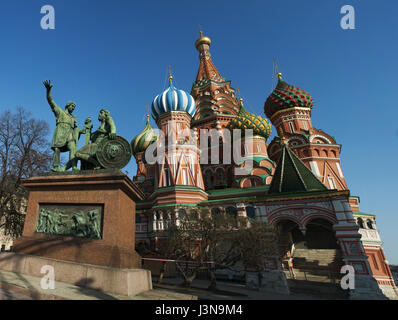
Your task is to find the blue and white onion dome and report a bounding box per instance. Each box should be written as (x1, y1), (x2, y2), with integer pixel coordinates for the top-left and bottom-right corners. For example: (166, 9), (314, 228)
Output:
(151, 79), (196, 121)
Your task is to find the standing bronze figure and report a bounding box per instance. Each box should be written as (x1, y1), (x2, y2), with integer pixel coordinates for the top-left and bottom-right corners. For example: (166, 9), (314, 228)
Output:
(43, 80), (79, 171)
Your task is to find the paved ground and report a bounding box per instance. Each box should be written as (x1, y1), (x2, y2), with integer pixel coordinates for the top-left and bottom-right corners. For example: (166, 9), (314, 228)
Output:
(153, 276), (323, 300)
(0, 269), (351, 300)
(0, 270), (197, 300)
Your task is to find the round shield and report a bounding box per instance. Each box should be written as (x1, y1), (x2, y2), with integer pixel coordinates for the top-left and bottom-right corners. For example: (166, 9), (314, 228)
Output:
(96, 136), (132, 169)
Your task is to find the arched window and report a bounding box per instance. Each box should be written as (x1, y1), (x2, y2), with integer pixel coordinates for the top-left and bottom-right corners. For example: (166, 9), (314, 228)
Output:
(226, 206), (237, 216)
(246, 206), (256, 219)
(211, 207), (221, 215)
(227, 167), (233, 186)
(190, 210), (199, 220)
(357, 218), (364, 229)
(178, 209), (187, 220)
(226, 206), (238, 227)
(367, 219), (374, 229)
(215, 168), (225, 186)
(204, 169), (214, 189)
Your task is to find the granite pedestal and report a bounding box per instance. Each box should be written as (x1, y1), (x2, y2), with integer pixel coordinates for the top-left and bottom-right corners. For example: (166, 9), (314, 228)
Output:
(0, 172), (152, 296)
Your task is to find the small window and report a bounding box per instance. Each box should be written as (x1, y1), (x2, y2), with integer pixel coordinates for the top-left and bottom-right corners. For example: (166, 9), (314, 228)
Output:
(288, 122), (295, 133)
(327, 176), (336, 189)
(256, 143), (261, 153)
(336, 162), (344, 177)
(163, 168), (171, 186)
(181, 168), (188, 185)
(303, 120), (308, 130)
(372, 255), (379, 270)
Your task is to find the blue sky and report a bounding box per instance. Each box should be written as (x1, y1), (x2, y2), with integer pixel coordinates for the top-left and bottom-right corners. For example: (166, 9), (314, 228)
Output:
(0, 0), (397, 263)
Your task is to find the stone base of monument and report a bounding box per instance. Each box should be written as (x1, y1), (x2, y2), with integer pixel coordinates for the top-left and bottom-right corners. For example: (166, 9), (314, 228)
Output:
(0, 172), (152, 297)
(0, 252), (152, 296)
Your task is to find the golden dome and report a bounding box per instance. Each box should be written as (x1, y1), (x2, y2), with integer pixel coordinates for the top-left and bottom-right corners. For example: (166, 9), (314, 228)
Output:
(195, 31), (211, 49)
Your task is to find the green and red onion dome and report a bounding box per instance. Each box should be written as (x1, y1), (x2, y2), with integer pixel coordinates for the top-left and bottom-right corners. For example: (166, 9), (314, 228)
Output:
(227, 100), (272, 139)
(131, 115), (158, 157)
(264, 77), (313, 119)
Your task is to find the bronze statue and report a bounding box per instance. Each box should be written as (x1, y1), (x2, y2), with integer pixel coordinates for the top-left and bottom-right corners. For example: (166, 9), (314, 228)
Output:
(75, 108), (116, 170)
(81, 117), (93, 146)
(43, 80), (79, 171)
(43, 80), (131, 172)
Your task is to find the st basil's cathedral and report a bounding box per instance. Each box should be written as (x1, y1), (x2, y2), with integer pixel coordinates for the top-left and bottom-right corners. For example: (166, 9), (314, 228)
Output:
(130, 32), (398, 299)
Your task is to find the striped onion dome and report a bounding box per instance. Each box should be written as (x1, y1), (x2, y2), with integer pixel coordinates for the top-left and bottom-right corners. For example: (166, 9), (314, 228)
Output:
(131, 115), (157, 157)
(151, 82), (196, 121)
(264, 76), (313, 119)
(227, 100), (272, 139)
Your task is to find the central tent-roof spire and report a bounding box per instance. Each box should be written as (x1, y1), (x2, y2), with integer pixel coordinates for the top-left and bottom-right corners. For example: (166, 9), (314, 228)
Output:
(193, 30), (223, 83)
(191, 30), (240, 119)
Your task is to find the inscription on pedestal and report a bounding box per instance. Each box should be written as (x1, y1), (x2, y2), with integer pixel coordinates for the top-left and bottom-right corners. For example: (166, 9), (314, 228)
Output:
(35, 204), (103, 239)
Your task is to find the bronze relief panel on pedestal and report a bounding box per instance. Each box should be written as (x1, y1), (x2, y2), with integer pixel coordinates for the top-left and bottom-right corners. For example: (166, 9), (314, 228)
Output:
(35, 204), (104, 239)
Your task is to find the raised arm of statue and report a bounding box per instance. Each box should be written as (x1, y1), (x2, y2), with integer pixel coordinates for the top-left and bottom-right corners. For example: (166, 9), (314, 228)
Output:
(43, 80), (61, 116)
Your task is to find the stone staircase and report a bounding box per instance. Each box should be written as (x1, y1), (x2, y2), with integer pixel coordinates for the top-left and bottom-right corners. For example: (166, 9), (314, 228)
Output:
(286, 248), (348, 299)
(293, 248), (343, 271)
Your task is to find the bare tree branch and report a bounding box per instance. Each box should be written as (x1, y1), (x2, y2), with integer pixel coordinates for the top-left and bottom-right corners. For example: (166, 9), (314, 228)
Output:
(0, 107), (51, 238)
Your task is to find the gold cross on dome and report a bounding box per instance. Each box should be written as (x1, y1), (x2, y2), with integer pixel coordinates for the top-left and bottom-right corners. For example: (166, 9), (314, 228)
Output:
(273, 59), (282, 80)
(168, 65), (173, 84)
(236, 86), (242, 100)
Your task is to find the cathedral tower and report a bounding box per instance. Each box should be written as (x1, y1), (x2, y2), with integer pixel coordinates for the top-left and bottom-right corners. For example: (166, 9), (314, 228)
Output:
(265, 72), (348, 190)
(150, 71), (207, 206)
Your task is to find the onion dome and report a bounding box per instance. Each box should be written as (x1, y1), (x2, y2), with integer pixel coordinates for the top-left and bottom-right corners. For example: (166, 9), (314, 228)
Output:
(264, 73), (313, 119)
(151, 74), (196, 121)
(195, 30), (211, 49)
(227, 99), (272, 139)
(131, 115), (157, 157)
